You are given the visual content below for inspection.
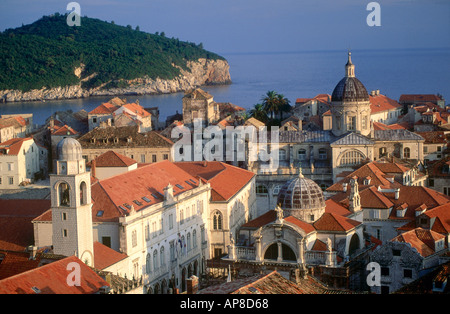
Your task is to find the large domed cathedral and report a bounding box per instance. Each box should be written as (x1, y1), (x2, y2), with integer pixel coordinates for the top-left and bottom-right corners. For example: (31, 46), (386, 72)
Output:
(230, 168), (365, 287)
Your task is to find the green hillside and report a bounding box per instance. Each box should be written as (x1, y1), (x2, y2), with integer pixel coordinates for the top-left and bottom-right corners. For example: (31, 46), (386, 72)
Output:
(0, 13), (225, 91)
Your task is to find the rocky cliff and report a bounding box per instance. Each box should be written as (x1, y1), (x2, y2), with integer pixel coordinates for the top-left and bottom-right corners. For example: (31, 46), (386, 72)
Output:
(0, 58), (231, 102)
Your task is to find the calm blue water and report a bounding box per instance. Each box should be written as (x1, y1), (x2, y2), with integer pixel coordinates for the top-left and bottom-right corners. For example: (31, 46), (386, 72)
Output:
(0, 48), (449, 125)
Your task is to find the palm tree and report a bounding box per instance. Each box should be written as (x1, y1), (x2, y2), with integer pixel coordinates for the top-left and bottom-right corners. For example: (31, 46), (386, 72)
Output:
(249, 103), (268, 123)
(261, 90), (279, 124)
(276, 93), (291, 121)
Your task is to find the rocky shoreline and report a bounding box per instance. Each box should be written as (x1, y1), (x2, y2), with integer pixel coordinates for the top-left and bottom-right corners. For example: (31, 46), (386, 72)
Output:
(0, 58), (231, 103)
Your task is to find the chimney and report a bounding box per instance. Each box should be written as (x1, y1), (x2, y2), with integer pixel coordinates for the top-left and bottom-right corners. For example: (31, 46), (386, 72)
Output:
(186, 275), (199, 294)
(394, 188), (400, 200)
(91, 159), (96, 178)
(27, 245), (38, 260)
(298, 119), (302, 131)
(164, 183), (174, 203)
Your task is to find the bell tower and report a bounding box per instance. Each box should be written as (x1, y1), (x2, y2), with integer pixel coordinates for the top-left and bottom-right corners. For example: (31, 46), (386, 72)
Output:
(50, 138), (94, 266)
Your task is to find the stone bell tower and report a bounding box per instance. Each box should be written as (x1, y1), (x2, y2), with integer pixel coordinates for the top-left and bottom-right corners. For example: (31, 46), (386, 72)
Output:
(50, 138), (94, 266)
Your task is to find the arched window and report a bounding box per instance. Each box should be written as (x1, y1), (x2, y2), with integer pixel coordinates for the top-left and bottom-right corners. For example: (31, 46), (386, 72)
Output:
(187, 232), (191, 252)
(79, 181), (87, 205)
(153, 249), (158, 271)
(160, 246), (165, 267)
(379, 147), (387, 157)
(58, 182), (70, 207)
(146, 253), (151, 274)
(339, 150), (365, 167)
(298, 149), (306, 160)
(404, 147), (410, 159)
(180, 208), (184, 224)
(256, 185), (268, 195)
(273, 185), (281, 196)
(213, 211), (223, 230)
(193, 229), (197, 248)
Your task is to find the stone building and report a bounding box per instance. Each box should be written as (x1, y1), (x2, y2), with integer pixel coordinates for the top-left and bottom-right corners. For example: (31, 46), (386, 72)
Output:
(77, 125), (173, 164)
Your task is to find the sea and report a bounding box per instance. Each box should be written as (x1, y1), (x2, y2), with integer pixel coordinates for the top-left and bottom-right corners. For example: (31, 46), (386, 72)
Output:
(0, 48), (449, 126)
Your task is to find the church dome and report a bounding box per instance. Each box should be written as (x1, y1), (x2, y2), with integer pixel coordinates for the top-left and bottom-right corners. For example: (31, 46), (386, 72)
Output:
(331, 76), (369, 102)
(56, 137), (82, 161)
(331, 52), (369, 103)
(276, 170), (326, 223)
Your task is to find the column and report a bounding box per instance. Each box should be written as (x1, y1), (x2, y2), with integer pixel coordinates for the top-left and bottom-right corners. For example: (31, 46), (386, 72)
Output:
(277, 241), (283, 262)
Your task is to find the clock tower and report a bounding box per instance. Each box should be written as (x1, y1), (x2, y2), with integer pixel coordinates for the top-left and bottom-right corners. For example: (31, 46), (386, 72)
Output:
(50, 138), (94, 266)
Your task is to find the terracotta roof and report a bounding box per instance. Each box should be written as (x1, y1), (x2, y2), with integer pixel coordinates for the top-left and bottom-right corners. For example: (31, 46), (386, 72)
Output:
(0, 256), (109, 294)
(88, 102), (120, 115)
(121, 103), (151, 118)
(424, 202), (450, 235)
(369, 94), (402, 113)
(392, 228), (445, 257)
(93, 241), (127, 270)
(50, 124), (78, 136)
(395, 262), (450, 294)
(78, 126), (173, 149)
(283, 216), (316, 234)
(183, 88), (213, 100)
(399, 94), (443, 103)
(173, 161), (255, 202)
(0, 137), (33, 156)
(0, 199), (51, 251)
(92, 150), (137, 167)
(325, 199), (352, 217)
(416, 131), (449, 144)
(427, 156), (450, 177)
(0, 116), (27, 129)
(0, 251), (41, 280)
(198, 270), (339, 294)
(313, 212), (360, 232)
(241, 210), (277, 229)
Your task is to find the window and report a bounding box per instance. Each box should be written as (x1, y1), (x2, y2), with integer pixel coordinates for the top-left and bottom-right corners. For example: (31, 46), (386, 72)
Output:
(187, 233), (191, 252)
(298, 149), (306, 160)
(8, 177), (14, 185)
(379, 147), (387, 157)
(362, 116), (368, 129)
(170, 241), (175, 261)
(160, 246), (165, 267)
(423, 146), (428, 153)
(58, 182), (70, 206)
(102, 236), (111, 248)
(146, 253), (151, 274)
(318, 148), (327, 160)
(213, 211), (223, 230)
(92, 117), (97, 123)
(152, 155), (157, 163)
(62, 212), (67, 221)
(437, 146), (442, 152)
(444, 187), (450, 196)
(404, 269), (413, 278)
(180, 208), (184, 224)
(131, 230), (137, 247)
(169, 214), (174, 229)
(152, 221), (157, 238)
(153, 250), (158, 271)
(393, 249), (401, 257)
(7, 163), (14, 171)
(140, 154), (146, 163)
(347, 116), (356, 131)
(193, 229), (197, 248)
(404, 147), (410, 159)
(429, 179), (434, 187)
(79, 182), (87, 205)
(62, 229), (68, 237)
(163, 154), (169, 160)
(278, 149), (287, 161)
(256, 185), (268, 195)
(339, 150), (364, 167)
(381, 267), (390, 276)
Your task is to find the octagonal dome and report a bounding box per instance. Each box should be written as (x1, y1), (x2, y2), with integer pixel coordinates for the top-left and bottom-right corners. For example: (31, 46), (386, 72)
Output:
(331, 76), (369, 102)
(56, 137), (83, 161)
(276, 170), (326, 223)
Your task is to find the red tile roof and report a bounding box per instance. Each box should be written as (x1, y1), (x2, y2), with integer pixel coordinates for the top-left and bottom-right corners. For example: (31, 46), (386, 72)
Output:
(283, 216), (316, 234)
(399, 94), (443, 103)
(174, 161), (255, 202)
(313, 212), (361, 232)
(240, 210), (277, 229)
(0, 251), (41, 280)
(369, 94), (402, 113)
(121, 103), (151, 118)
(0, 137), (33, 156)
(50, 124), (78, 136)
(92, 150), (137, 167)
(88, 102), (120, 115)
(392, 228), (445, 257)
(0, 256), (109, 294)
(0, 199), (51, 251)
(424, 202), (450, 235)
(93, 241), (127, 270)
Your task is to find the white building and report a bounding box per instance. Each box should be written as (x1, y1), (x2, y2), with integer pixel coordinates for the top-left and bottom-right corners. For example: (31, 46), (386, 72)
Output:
(0, 137), (39, 188)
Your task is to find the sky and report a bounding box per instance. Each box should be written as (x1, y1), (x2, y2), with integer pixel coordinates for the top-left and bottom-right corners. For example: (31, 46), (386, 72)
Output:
(0, 0), (449, 54)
